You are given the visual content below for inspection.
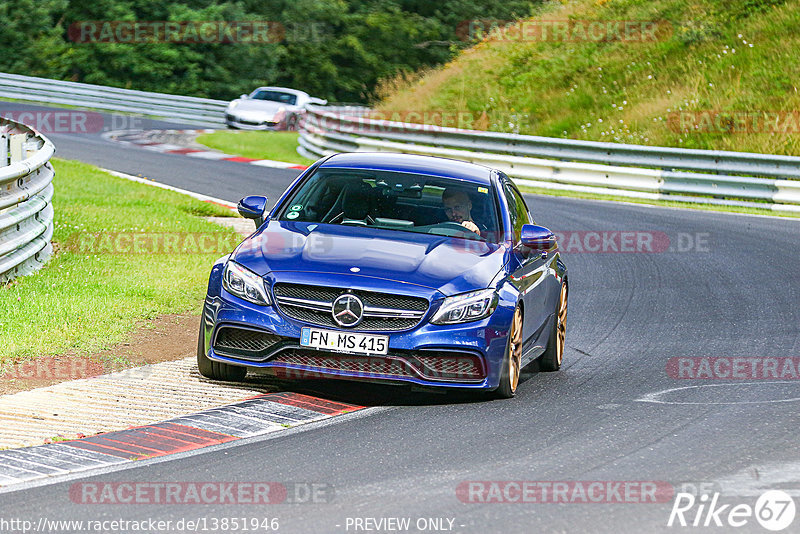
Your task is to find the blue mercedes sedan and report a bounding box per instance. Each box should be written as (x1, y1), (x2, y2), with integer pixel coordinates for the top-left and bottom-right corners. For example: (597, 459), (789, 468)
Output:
(198, 153), (567, 398)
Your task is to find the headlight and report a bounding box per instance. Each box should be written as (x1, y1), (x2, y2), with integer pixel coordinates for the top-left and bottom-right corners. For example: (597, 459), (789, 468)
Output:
(228, 100), (240, 111)
(222, 261), (270, 306)
(430, 289), (498, 325)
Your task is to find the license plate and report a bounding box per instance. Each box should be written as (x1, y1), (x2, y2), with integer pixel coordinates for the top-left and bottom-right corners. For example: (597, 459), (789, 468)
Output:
(300, 327), (389, 355)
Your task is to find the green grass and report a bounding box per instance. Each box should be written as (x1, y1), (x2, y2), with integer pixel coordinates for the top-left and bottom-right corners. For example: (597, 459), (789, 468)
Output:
(377, 0), (800, 156)
(196, 130), (314, 165)
(0, 158), (240, 363)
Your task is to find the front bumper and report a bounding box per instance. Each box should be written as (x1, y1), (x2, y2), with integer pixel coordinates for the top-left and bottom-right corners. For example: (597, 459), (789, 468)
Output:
(225, 114), (286, 130)
(200, 290), (515, 390)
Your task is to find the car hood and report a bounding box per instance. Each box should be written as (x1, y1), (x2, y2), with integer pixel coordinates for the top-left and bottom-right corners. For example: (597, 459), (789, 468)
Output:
(232, 221), (508, 296)
(229, 99), (292, 116)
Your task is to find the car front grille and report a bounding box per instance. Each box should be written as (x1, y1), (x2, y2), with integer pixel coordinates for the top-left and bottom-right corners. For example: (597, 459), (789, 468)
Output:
(272, 350), (417, 379)
(414, 354), (484, 379)
(213, 326), (282, 359)
(232, 118), (278, 127)
(272, 283), (429, 332)
(269, 348), (485, 382)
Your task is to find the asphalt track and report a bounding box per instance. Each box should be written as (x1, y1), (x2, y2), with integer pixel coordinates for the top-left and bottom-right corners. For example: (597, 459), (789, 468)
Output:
(1, 103), (800, 533)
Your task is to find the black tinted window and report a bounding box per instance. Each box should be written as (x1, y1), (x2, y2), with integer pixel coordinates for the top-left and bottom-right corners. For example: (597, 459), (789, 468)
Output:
(252, 91), (297, 105)
(504, 183), (531, 240)
(279, 168), (501, 243)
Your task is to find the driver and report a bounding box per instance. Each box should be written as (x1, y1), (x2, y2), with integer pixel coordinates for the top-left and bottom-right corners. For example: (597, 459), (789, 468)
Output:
(442, 188), (485, 236)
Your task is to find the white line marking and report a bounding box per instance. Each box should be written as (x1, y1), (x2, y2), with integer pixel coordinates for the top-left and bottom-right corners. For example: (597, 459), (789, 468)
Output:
(0, 454), (70, 474)
(140, 143), (185, 151)
(100, 168), (237, 209)
(184, 151), (235, 160)
(636, 381), (800, 405)
(250, 159), (301, 169)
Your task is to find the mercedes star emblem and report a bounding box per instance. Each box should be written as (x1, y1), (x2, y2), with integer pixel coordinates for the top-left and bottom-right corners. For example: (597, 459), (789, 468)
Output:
(332, 294), (364, 327)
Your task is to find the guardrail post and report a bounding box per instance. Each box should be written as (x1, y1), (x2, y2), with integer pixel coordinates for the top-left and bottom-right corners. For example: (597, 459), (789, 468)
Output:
(0, 133), (7, 166)
(24, 137), (40, 159)
(9, 133), (26, 163)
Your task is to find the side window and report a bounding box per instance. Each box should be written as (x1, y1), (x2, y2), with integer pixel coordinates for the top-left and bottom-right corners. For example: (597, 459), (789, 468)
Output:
(511, 186), (532, 227)
(503, 183), (531, 240)
(503, 185), (518, 233)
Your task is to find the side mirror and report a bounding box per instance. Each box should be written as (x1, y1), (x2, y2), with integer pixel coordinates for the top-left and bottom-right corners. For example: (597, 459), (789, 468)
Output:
(308, 97), (328, 106)
(238, 195), (269, 228)
(520, 224), (556, 251)
(240, 94), (248, 99)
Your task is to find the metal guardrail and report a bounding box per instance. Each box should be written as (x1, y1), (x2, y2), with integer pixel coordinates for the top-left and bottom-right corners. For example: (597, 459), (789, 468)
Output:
(0, 72), (228, 127)
(0, 118), (55, 283)
(299, 107), (800, 213)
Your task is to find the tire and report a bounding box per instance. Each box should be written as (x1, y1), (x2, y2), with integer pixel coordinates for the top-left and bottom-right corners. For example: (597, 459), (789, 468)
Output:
(493, 305), (523, 399)
(539, 282), (567, 372)
(196, 319), (247, 382)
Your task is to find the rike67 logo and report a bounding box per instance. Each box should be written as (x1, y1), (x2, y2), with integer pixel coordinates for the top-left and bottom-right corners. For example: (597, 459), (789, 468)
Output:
(668, 490), (796, 531)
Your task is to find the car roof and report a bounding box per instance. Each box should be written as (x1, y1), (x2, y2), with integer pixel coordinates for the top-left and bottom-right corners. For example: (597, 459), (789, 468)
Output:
(251, 87), (308, 97)
(319, 153), (495, 185)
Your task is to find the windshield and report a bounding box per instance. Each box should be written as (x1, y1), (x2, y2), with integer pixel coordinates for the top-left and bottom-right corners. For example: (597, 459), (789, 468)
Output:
(251, 90), (297, 105)
(278, 168), (502, 243)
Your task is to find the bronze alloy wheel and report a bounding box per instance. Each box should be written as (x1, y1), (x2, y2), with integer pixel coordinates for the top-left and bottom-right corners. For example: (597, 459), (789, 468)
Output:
(539, 282), (567, 372)
(556, 283), (568, 365)
(508, 306), (523, 392)
(493, 305), (524, 399)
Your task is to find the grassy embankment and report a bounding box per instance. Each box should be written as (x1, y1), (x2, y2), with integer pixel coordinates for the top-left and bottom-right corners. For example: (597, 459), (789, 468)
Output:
(379, 0), (800, 152)
(0, 159), (239, 364)
(375, 0), (800, 214)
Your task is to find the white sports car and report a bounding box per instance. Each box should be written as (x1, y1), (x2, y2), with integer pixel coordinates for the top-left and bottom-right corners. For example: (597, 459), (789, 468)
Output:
(224, 87), (327, 130)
